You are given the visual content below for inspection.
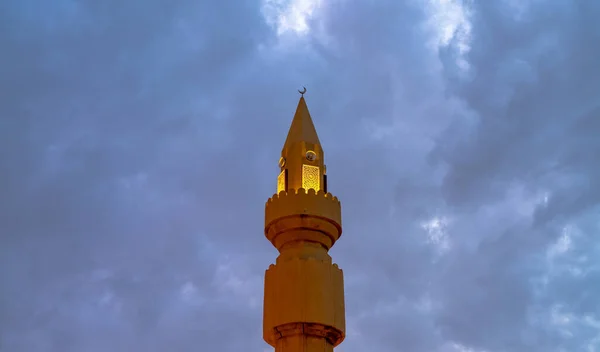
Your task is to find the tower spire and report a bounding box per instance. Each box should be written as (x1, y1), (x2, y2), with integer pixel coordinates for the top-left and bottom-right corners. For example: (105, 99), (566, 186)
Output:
(283, 95), (321, 147)
(263, 91), (346, 352)
(278, 95), (325, 193)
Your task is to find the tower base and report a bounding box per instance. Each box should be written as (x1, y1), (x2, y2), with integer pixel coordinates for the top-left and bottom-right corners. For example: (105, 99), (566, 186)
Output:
(275, 335), (333, 352)
(274, 323), (339, 352)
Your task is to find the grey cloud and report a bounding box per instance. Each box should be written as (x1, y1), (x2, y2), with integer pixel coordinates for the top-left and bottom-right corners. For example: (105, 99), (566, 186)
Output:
(2, 0), (600, 351)
(426, 1), (600, 351)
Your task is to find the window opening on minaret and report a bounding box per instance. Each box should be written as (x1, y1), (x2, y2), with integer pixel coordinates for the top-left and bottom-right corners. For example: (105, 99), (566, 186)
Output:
(277, 170), (286, 193)
(302, 164), (320, 191)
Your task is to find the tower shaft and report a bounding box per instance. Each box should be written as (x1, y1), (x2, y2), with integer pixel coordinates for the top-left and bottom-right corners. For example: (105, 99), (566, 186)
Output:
(263, 95), (345, 352)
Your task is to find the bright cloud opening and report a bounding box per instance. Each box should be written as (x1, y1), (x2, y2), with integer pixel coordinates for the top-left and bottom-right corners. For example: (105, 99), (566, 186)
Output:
(547, 226), (573, 260)
(422, 216), (451, 253)
(261, 0), (322, 36)
(423, 0), (473, 71)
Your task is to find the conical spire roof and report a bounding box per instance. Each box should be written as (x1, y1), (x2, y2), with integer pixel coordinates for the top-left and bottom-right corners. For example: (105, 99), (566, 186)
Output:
(283, 96), (321, 147)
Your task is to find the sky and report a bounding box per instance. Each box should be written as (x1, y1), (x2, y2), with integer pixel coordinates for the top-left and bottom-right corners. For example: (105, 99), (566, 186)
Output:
(1, 0), (599, 351)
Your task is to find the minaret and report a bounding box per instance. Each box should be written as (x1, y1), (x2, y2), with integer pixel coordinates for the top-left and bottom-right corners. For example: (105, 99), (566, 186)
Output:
(263, 90), (346, 352)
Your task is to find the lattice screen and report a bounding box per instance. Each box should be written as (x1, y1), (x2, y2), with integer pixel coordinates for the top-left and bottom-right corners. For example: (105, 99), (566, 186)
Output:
(302, 164), (320, 191)
(277, 170), (286, 193)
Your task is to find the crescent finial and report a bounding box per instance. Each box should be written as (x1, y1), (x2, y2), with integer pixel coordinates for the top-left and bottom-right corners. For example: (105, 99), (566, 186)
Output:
(298, 86), (307, 95)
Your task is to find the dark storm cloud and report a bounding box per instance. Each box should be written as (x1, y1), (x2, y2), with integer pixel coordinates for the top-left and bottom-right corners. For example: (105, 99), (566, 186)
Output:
(1, 0), (599, 351)
(1, 0), (273, 350)
(426, 1), (600, 351)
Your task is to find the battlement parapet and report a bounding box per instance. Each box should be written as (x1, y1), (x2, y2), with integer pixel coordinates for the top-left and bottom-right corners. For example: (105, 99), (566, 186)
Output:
(264, 188), (342, 250)
(265, 188), (341, 231)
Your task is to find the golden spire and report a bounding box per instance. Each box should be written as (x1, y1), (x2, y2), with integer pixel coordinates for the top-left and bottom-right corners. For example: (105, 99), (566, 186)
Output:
(283, 95), (322, 147)
(277, 91), (326, 194)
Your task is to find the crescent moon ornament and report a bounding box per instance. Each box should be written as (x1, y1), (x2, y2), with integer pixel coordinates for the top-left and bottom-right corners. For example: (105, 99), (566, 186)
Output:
(298, 86), (307, 95)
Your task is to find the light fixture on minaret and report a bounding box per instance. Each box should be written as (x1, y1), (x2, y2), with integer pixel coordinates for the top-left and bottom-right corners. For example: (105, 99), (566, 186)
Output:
(263, 88), (346, 352)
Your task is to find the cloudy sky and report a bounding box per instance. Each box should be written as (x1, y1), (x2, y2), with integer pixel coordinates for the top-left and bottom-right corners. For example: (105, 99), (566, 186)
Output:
(1, 0), (599, 351)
